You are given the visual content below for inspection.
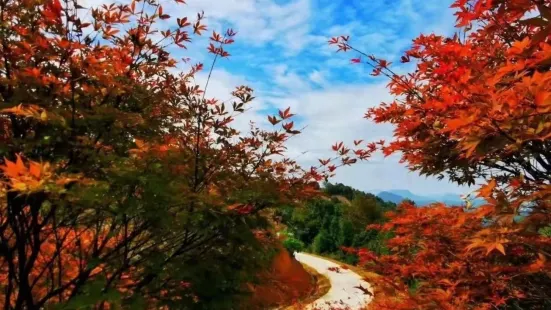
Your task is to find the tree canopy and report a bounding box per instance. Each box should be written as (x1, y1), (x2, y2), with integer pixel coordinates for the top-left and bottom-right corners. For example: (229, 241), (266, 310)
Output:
(280, 183), (395, 265)
(328, 0), (551, 309)
(0, 0), (325, 308)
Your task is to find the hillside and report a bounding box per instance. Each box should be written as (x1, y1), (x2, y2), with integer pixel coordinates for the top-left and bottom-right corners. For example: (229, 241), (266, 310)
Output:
(278, 182), (397, 266)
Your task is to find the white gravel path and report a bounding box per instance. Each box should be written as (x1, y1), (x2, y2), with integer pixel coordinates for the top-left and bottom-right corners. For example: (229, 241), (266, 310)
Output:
(294, 252), (373, 310)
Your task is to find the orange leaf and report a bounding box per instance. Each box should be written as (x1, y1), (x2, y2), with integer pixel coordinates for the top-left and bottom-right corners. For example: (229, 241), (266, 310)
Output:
(28, 161), (42, 179)
(486, 242), (506, 256)
(477, 179), (496, 198)
(526, 253), (546, 272)
(508, 37), (531, 55)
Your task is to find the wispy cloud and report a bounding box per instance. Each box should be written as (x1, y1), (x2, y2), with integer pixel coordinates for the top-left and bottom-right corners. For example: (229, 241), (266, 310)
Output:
(181, 0), (313, 54)
(193, 0), (472, 195)
(85, 0), (475, 195)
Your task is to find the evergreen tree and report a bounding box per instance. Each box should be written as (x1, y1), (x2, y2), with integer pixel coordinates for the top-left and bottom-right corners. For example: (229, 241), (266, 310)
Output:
(338, 219), (355, 247)
(312, 230), (334, 254)
(282, 183), (396, 263)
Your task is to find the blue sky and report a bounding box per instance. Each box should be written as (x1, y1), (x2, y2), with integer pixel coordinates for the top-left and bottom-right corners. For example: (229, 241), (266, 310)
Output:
(175, 0), (474, 196)
(88, 0), (476, 195)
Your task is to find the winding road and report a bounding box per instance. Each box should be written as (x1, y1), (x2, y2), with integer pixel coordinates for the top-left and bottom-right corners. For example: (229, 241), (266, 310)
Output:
(294, 253), (373, 310)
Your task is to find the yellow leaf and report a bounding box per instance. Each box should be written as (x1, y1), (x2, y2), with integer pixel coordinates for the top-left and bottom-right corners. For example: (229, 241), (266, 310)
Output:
(484, 240), (507, 256)
(465, 238), (484, 253)
(11, 182), (28, 192)
(0, 104), (24, 114)
(536, 121), (545, 134)
(1, 155), (53, 193)
(0, 104), (42, 119)
(495, 243), (506, 256)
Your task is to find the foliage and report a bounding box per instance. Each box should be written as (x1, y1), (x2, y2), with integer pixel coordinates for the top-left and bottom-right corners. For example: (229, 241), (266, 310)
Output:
(323, 182), (396, 210)
(323, 182), (357, 201)
(281, 232), (305, 254)
(344, 195), (384, 231)
(345, 202), (551, 309)
(329, 0), (551, 196)
(539, 225), (551, 238)
(328, 0), (551, 309)
(280, 183), (395, 265)
(0, 0), (327, 308)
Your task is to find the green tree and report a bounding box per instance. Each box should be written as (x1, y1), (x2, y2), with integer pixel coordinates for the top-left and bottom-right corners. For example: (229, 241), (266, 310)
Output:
(282, 183), (396, 264)
(338, 219), (355, 247)
(312, 230), (335, 254)
(344, 195), (384, 231)
(283, 237), (305, 254)
(329, 217), (341, 240)
(323, 182), (355, 200)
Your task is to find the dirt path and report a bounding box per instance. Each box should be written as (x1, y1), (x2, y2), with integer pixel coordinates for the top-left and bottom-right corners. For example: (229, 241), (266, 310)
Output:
(294, 253), (373, 310)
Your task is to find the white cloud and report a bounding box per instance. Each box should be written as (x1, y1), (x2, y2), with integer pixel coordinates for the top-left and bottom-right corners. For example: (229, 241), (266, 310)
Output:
(262, 81), (472, 195)
(181, 0), (313, 54)
(308, 70), (327, 86)
(266, 64), (311, 93)
(270, 82), (393, 158)
(79, 0), (473, 196)
(189, 68), (472, 196)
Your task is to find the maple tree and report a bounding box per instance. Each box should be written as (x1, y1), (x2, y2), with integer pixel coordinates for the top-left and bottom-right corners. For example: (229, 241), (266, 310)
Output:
(328, 0), (551, 309)
(0, 0), (329, 308)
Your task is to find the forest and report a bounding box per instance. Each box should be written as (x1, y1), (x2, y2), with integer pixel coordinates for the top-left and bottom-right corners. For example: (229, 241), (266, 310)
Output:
(279, 182), (396, 265)
(1, 0), (551, 309)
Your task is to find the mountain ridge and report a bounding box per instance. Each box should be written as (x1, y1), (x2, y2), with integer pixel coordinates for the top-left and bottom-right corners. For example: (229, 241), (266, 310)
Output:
(376, 189), (485, 206)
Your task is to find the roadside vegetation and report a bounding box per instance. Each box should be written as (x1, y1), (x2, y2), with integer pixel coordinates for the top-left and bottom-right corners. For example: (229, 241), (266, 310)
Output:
(279, 183), (395, 265)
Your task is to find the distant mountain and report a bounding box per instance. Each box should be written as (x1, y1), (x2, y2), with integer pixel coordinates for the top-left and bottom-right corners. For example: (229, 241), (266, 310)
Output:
(376, 189), (485, 207)
(377, 191), (408, 204)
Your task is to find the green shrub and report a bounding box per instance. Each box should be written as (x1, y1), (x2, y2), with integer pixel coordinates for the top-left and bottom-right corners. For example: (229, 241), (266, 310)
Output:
(539, 225), (551, 237)
(283, 237), (305, 254)
(312, 231), (335, 254)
